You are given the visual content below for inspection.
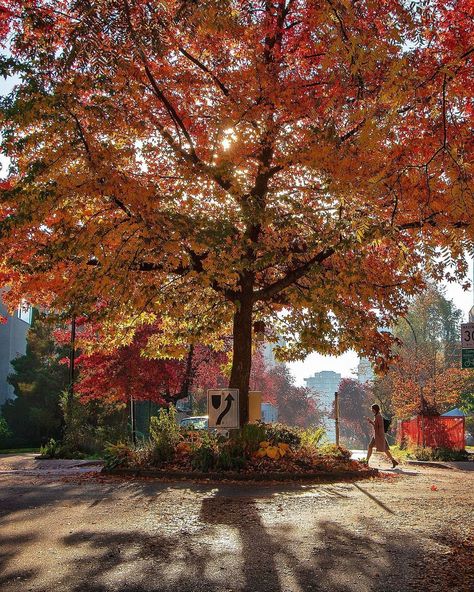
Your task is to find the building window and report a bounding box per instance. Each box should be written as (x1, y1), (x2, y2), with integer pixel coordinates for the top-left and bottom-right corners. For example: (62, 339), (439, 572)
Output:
(17, 302), (32, 324)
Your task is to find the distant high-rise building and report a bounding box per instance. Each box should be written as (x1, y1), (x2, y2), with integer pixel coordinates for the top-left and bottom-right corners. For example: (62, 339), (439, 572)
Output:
(262, 337), (286, 369)
(304, 370), (342, 441)
(0, 294), (31, 406)
(357, 357), (374, 384)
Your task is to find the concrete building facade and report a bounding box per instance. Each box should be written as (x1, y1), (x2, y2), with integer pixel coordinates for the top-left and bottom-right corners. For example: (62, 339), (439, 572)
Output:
(304, 370), (342, 441)
(262, 337), (286, 369)
(357, 357), (375, 384)
(0, 295), (31, 406)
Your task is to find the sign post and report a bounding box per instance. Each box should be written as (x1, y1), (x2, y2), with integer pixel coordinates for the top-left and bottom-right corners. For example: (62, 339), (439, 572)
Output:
(461, 323), (474, 369)
(334, 391), (340, 446)
(207, 389), (239, 429)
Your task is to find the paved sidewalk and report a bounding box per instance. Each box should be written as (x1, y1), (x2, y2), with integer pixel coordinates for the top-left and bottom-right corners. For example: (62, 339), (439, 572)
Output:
(0, 458), (472, 592)
(0, 453), (103, 476)
(406, 460), (474, 471)
(351, 449), (474, 471)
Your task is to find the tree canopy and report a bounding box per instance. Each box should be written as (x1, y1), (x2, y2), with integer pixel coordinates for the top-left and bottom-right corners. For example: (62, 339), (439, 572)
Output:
(0, 1), (473, 421)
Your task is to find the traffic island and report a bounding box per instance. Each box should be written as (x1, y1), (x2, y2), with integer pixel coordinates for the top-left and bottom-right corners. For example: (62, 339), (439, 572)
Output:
(101, 412), (383, 483)
(103, 465), (379, 483)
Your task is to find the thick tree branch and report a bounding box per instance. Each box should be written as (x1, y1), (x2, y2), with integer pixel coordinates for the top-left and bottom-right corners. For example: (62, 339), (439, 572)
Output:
(178, 47), (230, 96)
(254, 247), (336, 302)
(86, 250), (238, 301)
(69, 110), (135, 219)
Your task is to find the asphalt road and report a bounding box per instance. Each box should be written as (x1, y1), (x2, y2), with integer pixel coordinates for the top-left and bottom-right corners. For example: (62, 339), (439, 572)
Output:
(0, 454), (472, 592)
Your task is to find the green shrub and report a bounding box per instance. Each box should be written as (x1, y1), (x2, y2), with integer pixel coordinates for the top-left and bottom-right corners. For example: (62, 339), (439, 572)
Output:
(319, 443), (352, 460)
(0, 416), (12, 448)
(216, 439), (246, 471)
(408, 446), (468, 462)
(39, 438), (61, 458)
(191, 436), (217, 472)
(103, 442), (134, 469)
(265, 423), (301, 447)
(239, 423), (267, 454)
(300, 426), (326, 449)
(149, 405), (181, 464)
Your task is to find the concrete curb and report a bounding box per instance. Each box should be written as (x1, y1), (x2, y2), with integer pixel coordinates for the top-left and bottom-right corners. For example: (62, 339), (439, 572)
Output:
(104, 467), (379, 482)
(405, 460), (454, 469)
(406, 460), (473, 470)
(34, 456), (104, 467)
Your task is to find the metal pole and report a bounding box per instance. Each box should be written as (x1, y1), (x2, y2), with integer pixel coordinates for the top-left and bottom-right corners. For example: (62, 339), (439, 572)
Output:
(469, 256), (474, 321)
(67, 314), (76, 428)
(335, 391), (340, 446)
(130, 393), (136, 446)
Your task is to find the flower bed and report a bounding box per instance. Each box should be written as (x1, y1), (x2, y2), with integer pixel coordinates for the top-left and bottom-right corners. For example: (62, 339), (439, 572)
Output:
(103, 407), (374, 480)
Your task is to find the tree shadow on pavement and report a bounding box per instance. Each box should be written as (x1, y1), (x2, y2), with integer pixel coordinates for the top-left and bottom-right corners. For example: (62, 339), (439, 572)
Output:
(0, 533), (39, 589)
(1, 479), (472, 592)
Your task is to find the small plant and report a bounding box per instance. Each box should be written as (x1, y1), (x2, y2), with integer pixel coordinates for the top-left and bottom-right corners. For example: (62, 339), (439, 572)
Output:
(265, 423), (301, 447)
(190, 434), (217, 472)
(39, 438), (61, 458)
(103, 442), (134, 469)
(150, 405), (180, 445)
(239, 423), (267, 454)
(216, 439), (246, 471)
(318, 443), (352, 460)
(300, 426), (326, 449)
(149, 405), (181, 465)
(255, 441), (290, 460)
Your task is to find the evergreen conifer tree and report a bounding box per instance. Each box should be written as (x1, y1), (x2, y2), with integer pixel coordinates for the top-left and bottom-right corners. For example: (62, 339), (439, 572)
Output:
(2, 312), (69, 446)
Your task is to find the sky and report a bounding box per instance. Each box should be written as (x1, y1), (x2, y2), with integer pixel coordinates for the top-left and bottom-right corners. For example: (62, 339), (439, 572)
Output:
(1, 73), (473, 387)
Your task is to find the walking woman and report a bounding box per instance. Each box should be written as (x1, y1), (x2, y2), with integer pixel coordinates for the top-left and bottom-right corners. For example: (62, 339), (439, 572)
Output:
(366, 404), (399, 468)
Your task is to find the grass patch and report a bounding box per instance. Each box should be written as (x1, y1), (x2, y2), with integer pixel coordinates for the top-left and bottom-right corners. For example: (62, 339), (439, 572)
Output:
(0, 447), (40, 454)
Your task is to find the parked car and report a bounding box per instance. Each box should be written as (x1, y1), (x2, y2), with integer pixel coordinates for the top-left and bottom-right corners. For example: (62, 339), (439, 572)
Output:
(180, 416), (209, 430)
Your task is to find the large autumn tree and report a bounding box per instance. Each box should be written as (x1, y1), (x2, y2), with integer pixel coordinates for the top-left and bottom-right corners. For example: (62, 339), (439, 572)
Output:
(0, 1), (473, 423)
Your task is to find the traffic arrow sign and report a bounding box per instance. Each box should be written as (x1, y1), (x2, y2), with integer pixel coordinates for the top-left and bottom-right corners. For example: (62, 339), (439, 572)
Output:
(216, 393), (235, 425)
(207, 389), (239, 429)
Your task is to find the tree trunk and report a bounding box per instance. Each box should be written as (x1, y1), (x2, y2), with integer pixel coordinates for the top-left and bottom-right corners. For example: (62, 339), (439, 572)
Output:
(229, 290), (253, 426)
